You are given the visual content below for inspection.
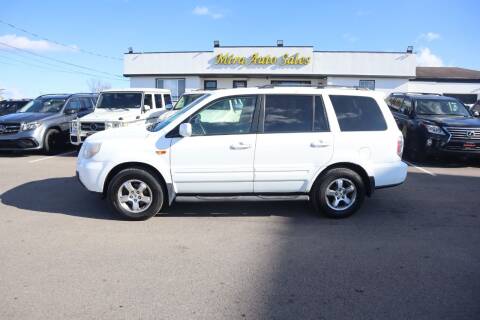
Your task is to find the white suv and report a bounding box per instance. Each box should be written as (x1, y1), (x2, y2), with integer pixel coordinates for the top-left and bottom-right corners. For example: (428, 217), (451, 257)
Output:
(77, 87), (407, 220)
(70, 88), (172, 145)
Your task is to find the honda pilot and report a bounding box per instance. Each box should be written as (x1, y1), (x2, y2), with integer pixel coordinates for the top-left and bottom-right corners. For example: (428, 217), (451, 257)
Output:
(77, 87), (407, 220)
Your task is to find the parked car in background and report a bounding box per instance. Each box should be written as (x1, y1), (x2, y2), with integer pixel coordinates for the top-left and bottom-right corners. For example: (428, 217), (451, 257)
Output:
(0, 99), (32, 116)
(77, 87), (407, 220)
(156, 90), (207, 122)
(386, 92), (480, 161)
(70, 88), (172, 146)
(0, 93), (97, 154)
(471, 100), (480, 116)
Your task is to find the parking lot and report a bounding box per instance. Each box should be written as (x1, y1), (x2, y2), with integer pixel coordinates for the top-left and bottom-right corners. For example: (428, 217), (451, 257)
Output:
(0, 150), (479, 320)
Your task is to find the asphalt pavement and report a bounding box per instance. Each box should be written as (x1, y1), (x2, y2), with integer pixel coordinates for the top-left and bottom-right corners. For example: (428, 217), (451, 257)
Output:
(0, 150), (479, 320)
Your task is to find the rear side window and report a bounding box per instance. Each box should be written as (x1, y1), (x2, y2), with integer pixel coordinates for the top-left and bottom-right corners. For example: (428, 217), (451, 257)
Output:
(154, 94), (163, 109)
(144, 94), (153, 108)
(314, 96), (329, 132)
(164, 94), (173, 109)
(330, 95), (387, 131)
(264, 95), (313, 133)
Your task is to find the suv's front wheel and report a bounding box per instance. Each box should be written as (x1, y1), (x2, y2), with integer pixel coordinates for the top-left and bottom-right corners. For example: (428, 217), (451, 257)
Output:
(107, 168), (165, 220)
(312, 168), (365, 218)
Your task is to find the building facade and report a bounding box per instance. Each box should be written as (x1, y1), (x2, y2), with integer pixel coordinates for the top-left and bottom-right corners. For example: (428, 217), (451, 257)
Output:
(123, 43), (479, 103)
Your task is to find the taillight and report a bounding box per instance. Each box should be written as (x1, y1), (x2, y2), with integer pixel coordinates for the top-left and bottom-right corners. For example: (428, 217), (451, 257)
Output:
(397, 135), (404, 157)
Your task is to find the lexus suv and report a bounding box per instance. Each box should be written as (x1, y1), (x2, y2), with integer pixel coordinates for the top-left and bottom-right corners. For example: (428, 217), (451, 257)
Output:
(386, 93), (480, 161)
(77, 87), (407, 220)
(0, 93), (97, 153)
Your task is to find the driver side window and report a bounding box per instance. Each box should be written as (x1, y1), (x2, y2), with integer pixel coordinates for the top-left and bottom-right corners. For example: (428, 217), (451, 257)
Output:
(64, 98), (81, 113)
(190, 96), (257, 136)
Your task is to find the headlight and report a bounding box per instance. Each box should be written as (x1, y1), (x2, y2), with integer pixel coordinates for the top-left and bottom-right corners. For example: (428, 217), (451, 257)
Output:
(20, 122), (41, 131)
(82, 142), (102, 159)
(71, 121), (78, 129)
(425, 124), (446, 135)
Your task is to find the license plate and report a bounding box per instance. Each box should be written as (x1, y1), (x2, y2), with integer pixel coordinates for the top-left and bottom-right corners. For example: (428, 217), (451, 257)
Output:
(463, 142), (476, 149)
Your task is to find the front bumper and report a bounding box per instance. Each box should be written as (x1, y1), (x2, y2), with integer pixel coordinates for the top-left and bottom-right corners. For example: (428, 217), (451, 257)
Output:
(424, 137), (480, 155)
(76, 156), (109, 193)
(0, 129), (43, 150)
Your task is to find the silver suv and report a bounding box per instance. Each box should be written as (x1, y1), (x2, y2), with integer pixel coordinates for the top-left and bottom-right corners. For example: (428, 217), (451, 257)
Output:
(0, 93), (97, 154)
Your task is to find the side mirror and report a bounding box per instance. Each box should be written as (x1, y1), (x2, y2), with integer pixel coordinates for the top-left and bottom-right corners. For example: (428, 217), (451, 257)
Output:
(474, 111), (480, 117)
(165, 103), (173, 110)
(143, 104), (151, 112)
(64, 108), (77, 115)
(179, 123), (192, 137)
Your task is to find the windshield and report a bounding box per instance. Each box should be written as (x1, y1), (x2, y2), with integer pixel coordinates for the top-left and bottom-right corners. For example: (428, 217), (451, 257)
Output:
(150, 94), (210, 132)
(18, 98), (66, 113)
(415, 99), (471, 117)
(174, 94), (204, 110)
(97, 92), (142, 109)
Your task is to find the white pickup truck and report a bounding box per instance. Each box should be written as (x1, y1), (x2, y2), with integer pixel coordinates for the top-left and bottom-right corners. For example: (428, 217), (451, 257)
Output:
(70, 88), (172, 145)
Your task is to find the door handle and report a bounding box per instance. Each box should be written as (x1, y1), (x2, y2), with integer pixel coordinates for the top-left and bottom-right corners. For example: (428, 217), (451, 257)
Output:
(310, 140), (330, 148)
(230, 142), (251, 150)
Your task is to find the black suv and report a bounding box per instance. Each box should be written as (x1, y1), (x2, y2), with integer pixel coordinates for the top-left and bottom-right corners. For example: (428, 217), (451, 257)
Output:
(386, 92), (480, 161)
(0, 99), (32, 116)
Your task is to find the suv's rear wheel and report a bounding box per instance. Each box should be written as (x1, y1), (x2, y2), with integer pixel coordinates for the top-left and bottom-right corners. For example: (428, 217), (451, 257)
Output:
(108, 168), (165, 220)
(312, 168), (365, 218)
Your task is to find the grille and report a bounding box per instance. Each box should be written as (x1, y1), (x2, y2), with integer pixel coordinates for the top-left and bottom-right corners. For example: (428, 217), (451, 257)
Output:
(445, 127), (480, 140)
(80, 122), (105, 132)
(0, 123), (21, 135)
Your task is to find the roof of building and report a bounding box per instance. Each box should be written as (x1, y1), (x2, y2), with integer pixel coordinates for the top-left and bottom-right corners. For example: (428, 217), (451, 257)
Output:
(416, 67), (480, 80)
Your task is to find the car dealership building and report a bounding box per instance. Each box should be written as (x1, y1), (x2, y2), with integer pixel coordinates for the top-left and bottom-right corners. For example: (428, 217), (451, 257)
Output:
(123, 42), (480, 103)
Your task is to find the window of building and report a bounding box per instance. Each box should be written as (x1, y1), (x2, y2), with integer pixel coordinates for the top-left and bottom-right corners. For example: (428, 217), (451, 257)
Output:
(359, 80), (375, 90)
(156, 78), (185, 101)
(190, 96), (256, 136)
(270, 80), (311, 87)
(443, 94), (478, 105)
(264, 95), (313, 133)
(330, 95), (387, 132)
(204, 80), (217, 90)
(233, 80), (247, 88)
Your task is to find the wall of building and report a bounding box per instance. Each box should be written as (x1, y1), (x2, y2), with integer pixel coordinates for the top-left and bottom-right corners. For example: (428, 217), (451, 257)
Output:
(328, 76), (410, 96)
(124, 48), (416, 78)
(408, 81), (480, 98)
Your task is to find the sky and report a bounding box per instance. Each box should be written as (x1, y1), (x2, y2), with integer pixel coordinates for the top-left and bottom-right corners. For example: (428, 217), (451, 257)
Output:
(0, 0), (479, 99)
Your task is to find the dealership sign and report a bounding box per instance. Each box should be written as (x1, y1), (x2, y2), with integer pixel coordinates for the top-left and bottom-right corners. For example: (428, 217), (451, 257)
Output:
(215, 52), (311, 66)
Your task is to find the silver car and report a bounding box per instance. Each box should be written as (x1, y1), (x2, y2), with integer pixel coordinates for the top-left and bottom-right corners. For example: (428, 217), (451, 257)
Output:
(0, 93), (97, 154)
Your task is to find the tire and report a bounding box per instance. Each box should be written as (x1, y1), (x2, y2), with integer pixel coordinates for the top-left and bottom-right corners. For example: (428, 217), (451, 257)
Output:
(311, 168), (365, 219)
(107, 168), (165, 221)
(43, 128), (61, 155)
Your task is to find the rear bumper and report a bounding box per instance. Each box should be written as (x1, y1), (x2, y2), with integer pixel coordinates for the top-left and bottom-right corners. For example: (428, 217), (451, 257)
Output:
(372, 161), (408, 188)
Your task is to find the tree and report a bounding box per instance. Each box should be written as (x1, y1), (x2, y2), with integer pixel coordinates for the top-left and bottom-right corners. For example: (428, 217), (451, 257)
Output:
(86, 79), (111, 93)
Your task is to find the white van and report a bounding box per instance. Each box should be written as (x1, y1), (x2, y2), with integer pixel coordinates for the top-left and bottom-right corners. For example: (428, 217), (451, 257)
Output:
(70, 88), (172, 145)
(77, 86), (408, 220)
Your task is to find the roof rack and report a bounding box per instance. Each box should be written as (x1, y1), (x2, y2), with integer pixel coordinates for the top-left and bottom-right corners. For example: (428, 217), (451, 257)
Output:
(257, 84), (370, 90)
(390, 92), (443, 96)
